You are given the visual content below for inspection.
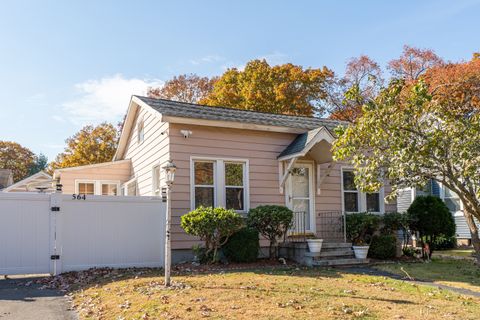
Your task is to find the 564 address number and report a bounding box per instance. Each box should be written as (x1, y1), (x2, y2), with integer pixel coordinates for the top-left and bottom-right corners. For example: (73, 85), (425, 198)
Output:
(72, 194), (87, 200)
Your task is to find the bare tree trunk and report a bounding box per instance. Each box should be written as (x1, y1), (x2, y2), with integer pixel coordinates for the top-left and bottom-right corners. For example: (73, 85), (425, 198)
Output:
(464, 209), (480, 264)
(269, 238), (278, 260)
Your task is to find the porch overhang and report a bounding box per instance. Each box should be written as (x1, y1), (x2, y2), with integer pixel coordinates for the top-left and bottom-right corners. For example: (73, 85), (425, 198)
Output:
(277, 126), (336, 194)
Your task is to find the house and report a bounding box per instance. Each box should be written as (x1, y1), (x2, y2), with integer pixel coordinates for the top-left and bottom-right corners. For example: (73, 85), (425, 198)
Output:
(0, 169), (13, 190)
(398, 180), (479, 246)
(54, 96), (397, 262)
(2, 171), (54, 193)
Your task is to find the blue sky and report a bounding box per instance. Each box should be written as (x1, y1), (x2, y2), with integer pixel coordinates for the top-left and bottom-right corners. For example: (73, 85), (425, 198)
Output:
(0, 0), (479, 161)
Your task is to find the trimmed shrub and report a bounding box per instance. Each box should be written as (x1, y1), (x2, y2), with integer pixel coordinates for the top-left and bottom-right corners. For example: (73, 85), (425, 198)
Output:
(223, 227), (259, 263)
(407, 195), (456, 257)
(247, 205), (293, 259)
(431, 235), (457, 250)
(181, 206), (243, 263)
(345, 212), (381, 245)
(368, 235), (396, 259)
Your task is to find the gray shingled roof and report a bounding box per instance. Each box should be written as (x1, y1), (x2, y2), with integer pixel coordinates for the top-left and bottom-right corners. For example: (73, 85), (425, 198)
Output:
(135, 96), (344, 131)
(278, 128), (322, 158)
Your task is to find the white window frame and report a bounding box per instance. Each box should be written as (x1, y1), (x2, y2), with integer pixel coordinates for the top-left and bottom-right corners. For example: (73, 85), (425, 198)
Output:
(137, 118), (145, 144)
(341, 167), (384, 214)
(190, 156), (249, 213)
(123, 178), (138, 196)
(75, 179), (120, 196)
(152, 164), (161, 196)
(439, 183), (464, 216)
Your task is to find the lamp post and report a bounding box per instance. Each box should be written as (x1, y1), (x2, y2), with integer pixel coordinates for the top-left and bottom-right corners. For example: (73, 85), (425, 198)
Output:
(162, 160), (176, 287)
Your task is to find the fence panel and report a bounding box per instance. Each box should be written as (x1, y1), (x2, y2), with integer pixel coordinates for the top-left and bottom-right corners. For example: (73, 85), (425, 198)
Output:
(0, 193), (52, 275)
(59, 195), (165, 272)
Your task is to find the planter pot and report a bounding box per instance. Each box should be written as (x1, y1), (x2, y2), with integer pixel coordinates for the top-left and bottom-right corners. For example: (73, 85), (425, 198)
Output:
(352, 245), (370, 259)
(307, 239), (324, 253)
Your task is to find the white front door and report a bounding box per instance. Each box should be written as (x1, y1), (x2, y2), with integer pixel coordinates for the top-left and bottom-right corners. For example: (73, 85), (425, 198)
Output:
(286, 163), (315, 233)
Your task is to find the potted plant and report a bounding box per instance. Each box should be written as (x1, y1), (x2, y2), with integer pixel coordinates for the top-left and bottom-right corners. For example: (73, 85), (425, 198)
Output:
(346, 213), (380, 259)
(306, 238), (324, 253)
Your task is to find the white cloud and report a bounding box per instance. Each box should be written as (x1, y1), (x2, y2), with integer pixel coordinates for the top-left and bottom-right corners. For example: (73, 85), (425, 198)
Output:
(62, 74), (163, 125)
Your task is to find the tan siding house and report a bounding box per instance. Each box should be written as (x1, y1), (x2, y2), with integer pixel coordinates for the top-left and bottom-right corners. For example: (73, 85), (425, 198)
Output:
(55, 96), (397, 260)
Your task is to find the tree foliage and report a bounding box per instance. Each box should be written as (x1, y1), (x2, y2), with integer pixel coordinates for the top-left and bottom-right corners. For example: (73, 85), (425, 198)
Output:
(388, 45), (443, 81)
(50, 122), (119, 170)
(0, 141), (35, 182)
(201, 59), (334, 116)
(181, 206), (243, 263)
(329, 55), (383, 122)
(148, 74), (217, 103)
(29, 153), (48, 176)
(247, 205), (293, 259)
(407, 196), (455, 257)
(332, 56), (480, 262)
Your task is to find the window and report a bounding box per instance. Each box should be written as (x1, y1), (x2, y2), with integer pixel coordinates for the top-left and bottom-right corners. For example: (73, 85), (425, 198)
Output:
(225, 162), (245, 211)
(366, 193), (380, 212)
(152, 165), (161, 196)
(192, 158), (248, 212)
(137, 120), (145, 144)
(78, 182), (95, 195)
(342, 169), (383, 213)
(444, 187), (462, 212)
(342, 171), (359, 212)
(76, 180), (120, 195)
(193, 161), (215, 208)
(126, 180), (137, 196)
(101, 183), (118, 196)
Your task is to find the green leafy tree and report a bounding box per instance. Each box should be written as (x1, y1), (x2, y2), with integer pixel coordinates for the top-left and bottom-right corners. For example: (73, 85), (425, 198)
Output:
(50, 122), (119, 170)
(0, 141), (35, 182)
(333, 56), (480, 263)
(247, 205), (293, 259)
(201, 59), (334, 116)
(407, 196), (455, 258)
(181, 206), (243, 263)
(29, 153), (48, 175)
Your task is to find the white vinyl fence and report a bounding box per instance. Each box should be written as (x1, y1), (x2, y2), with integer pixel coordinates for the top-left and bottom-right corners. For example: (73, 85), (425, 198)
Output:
(0, 193), (165, 275)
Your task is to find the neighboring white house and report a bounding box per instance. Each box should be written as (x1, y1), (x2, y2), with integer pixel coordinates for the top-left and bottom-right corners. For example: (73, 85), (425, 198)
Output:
(397, 179), (479, 245)
(2, 171), (54, 193)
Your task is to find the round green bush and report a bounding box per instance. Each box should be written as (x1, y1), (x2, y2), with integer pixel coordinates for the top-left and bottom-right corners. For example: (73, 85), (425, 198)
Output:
(368, 234), (396, 259)
(223, 227), (259, 263)
(247, 205), (293, 259)
(345, 212), (381, 245)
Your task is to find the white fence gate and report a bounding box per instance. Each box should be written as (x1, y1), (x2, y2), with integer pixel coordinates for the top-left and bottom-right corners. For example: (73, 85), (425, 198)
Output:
(0, 193), (165, 275)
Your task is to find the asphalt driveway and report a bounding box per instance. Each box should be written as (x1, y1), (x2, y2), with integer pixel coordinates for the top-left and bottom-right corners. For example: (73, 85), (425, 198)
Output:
(0, 275), (77, 320)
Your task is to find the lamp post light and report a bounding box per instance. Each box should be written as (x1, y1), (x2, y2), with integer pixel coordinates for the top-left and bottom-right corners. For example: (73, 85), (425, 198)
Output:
(162, 160), (176, 287)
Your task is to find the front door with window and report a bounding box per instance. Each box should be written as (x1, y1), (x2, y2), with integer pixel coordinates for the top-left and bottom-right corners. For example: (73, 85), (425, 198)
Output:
(286, 163), (314, 233)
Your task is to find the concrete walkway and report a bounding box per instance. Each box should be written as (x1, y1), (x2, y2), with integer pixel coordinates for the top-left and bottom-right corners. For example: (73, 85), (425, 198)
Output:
(0, 276), (77, 320)
(342, 266), (480, 298)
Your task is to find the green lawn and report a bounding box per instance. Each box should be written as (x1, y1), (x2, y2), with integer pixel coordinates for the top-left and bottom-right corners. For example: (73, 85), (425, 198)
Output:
(69, 266), (480, 320)
(375, 257), (480, 294)
(433, 249), (475, 258)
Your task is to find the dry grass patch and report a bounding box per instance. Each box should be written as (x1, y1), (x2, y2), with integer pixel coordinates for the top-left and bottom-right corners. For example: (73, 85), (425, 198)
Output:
(68, 267), (480, 320)
(375, 258), (480, 294)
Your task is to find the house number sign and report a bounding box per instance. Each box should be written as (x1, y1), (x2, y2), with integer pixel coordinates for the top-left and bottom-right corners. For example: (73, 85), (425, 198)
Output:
(72, 194), (87, 200)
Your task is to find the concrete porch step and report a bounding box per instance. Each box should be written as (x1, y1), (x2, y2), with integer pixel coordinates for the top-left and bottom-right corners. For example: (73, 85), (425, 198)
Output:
(312, 258), (370, 267)
(321, 242), (352, 249)
(305, 248), (354, 258)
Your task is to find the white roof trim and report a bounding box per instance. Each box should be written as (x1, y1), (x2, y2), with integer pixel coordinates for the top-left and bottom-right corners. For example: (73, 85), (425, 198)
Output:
(114, 96), (164, 160)
(3, 171), (52, 192)
(162, 115), (306, 134)
(277, 126), (335, 161)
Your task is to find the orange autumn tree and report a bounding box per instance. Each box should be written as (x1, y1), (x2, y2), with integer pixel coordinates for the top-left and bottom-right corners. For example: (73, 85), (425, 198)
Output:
(50, 123), (119, 170)
(201, 59), (334, 116)
(388, 45), (443, 81)
(329, 55), (383, 122)
(333, 54), (480, 262)
(148, 74), (217, 103)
